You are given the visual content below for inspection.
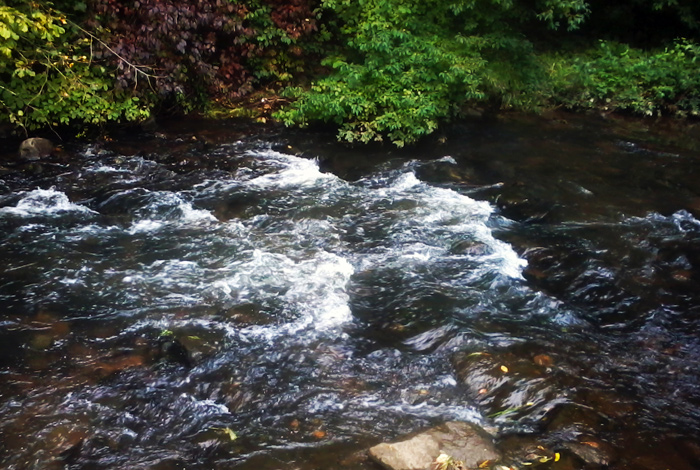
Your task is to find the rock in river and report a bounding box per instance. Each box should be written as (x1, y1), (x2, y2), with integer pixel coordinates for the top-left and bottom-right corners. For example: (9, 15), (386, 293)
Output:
(368, 421), (499, 470)
(19, 137), (55, 161)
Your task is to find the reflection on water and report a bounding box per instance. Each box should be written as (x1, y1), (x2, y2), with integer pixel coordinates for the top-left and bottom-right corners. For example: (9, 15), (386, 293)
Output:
(1, 115), (700, 469)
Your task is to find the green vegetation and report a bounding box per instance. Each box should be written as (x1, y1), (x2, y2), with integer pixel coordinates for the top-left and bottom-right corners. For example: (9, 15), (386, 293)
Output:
(0, 0), (318, 135)
(275, 0), (588, 146)
(277, 0), (700, 145)
(0, 2), (150, 133)
(1, 0), (700, 143)
(548, 40), (700, 118)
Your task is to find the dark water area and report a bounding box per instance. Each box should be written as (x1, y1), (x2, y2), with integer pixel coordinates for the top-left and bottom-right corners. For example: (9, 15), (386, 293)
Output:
(1, 113), (700, 470)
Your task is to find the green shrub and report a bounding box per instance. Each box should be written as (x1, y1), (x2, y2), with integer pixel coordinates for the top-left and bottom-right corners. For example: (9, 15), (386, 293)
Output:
(275, 0), (589, 146)
(547, 39), (700, 117)
(0, 2), (152, 133)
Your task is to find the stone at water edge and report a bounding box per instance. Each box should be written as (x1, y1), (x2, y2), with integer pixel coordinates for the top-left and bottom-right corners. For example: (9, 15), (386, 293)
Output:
(368, 421), (500, 470)
(18, 137), (55, 161)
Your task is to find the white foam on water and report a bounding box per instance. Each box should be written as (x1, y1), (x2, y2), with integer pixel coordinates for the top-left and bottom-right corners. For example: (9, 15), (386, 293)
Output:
(352, 395), (483, 424)
(246, 150), (333, 188)
(127, 191), (218, 234)
(118, 259), (211, 306)
(86, 164), (132, 174)
(178, 394), (231, 415)
(211, 248), (354, 338)
(179, 201), (218, 224)
(359, 170), (526, 279)
(77, 151), (523, 346)
(436, 155), (458, 164)
(128, 219), (165, 234)
(671, 209), (700, 231)
(0, 188), (97, 217)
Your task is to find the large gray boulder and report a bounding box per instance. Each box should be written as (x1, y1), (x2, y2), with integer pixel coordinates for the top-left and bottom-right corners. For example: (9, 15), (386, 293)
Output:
(19, 137), (55, 161)
(368, 421), (500, 470)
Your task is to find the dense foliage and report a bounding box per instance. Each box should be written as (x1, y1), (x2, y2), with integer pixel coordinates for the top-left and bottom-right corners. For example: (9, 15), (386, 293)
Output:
(276, 0), (590, 146)
(0, 1), (149, 132)
(549, 40), (700, 117)
(87, 0), (317, 107)
(0, 0), (317, 134)
(277, 0), (700, 145)
(2, 0), (700, 142)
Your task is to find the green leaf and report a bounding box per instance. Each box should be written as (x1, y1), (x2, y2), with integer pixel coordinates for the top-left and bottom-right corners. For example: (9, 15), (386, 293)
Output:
(0, 24), (11, 39)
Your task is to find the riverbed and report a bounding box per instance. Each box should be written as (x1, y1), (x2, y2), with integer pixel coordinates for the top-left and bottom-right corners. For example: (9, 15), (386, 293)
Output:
(1, 113), (699, 469)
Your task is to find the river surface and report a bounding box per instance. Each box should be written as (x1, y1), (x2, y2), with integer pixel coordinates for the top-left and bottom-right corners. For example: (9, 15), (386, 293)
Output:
(1, 114), (699, 469)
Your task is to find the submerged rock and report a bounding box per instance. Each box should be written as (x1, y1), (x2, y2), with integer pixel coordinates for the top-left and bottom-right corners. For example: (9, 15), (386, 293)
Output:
(368, 421), (499, 470)
(18, 137), (55, 161)
(562, 441), (613, 468)
(156, 334), (192, 367)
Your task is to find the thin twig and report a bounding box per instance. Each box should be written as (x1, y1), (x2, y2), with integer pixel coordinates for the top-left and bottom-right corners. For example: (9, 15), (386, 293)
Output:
(67, 19), (165, 81)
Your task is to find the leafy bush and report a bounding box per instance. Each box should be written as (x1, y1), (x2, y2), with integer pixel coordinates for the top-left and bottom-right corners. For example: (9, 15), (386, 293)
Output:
(275, 0), (589, 146)
(0, 1), (149, 133)
(548, 39), (700, 117)
(0, 0), (320, 134)
(4, 0), (700, 139)
(86, 0), (319, 109)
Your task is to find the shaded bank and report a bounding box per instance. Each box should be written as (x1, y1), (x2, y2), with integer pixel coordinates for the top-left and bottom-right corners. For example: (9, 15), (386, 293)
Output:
(3, 1), (700, 146)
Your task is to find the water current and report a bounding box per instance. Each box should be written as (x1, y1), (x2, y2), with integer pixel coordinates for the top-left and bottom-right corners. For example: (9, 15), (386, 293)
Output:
(1, 115), (699, 469)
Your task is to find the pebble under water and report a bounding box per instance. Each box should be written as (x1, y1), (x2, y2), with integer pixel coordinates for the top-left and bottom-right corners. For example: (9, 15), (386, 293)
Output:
(1, 115), (700, 470)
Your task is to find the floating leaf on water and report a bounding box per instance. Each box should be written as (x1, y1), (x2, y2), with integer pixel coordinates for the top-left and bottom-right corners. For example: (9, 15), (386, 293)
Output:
(554, 453), (561, 462)
(212, 427), (238, 441)
(489, 407), (517, 418)
(222, 428), (237, 441)
(478, 459), (493, 468)
(500, 365), (509, 373)
(466, 352), (491, 358)
(312, 429), (326, 439)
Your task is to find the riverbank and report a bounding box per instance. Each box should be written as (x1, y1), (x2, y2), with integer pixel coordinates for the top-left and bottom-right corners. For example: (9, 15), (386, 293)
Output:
(3, 2), (700, 148)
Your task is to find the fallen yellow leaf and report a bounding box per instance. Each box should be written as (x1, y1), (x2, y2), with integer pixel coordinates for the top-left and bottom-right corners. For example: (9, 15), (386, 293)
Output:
(500, 365), (509, 373)
(212, 427), (238, 441)
(221, 427), (237, 441)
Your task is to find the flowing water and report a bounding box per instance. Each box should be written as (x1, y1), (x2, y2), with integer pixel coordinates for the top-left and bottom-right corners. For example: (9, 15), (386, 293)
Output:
(1, 115), (700, 469)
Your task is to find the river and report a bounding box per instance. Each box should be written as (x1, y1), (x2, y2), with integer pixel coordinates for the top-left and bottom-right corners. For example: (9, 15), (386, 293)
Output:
(1, 113), (699, 469)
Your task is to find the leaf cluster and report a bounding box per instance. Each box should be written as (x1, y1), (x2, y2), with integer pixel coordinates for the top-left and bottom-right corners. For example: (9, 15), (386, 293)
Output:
(0, 0), (320, 134)
(0, 2), (149, 133)
(86, 0), (319, 109)
(275, 0), (589, 146)
(547, 39), (700, 117)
